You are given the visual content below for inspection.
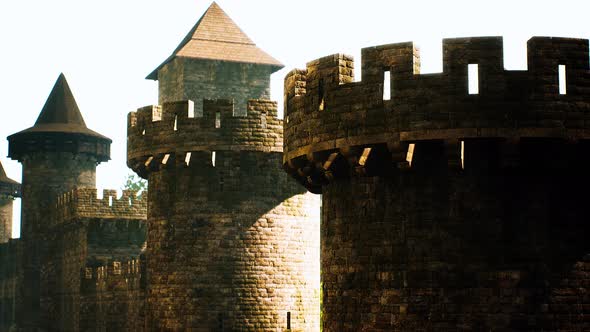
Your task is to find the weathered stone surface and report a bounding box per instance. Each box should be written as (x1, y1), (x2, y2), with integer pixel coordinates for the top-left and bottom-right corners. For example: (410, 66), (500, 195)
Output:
(284, 36), (590, 331)
(128, 99), (321, 331)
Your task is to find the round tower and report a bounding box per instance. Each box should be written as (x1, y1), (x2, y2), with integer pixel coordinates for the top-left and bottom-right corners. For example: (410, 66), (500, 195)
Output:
(7, 73), (111, 330)
(284, 37), (590, 331)
(128, 3), (320, 330)
(0, 161), (20, 243)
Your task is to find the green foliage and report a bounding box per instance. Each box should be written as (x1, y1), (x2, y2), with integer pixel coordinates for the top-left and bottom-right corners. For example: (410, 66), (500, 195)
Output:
(122, 173), (147, 195)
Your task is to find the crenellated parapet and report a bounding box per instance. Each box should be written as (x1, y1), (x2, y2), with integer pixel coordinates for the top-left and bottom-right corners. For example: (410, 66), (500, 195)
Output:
(284, 36), (590, 193)
(54, 188), (147, 222)
(127, 99), (283, 178)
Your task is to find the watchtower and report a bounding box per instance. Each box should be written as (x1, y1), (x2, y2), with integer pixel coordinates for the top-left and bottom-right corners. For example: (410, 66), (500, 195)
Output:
(7, 73), (111, 329)
(284, 37), (590, 331)
(0, 161), (20, 243)
(128, 3), (320, 331)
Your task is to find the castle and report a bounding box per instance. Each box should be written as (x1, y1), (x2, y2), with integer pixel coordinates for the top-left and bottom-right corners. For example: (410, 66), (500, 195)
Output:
(1, 2), (590, 332)
(0, 3), (319, 331)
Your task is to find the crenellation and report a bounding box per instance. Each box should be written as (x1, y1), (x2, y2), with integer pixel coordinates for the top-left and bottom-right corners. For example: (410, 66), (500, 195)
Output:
(284, 37), (590, 190)
(54, 188), (147, 222)
(128, 99), (285, 178)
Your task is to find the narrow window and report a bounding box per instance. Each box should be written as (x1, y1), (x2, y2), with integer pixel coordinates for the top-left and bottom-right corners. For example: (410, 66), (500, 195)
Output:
(461, 140), (465, 170)
(559, 65), (567, 95)
(215, 112), (221, 128)
(113, 261), (121, 275)
(406, 143), (415, 166)
(185, 152), (192, 166)
(173, 115), (178, 131)
(188, 100), (195, 118)
(287, 312), (291, 329)
(212, 151), (216, 167)
(383, 70), (391, 100)
(108, 196), (113, 207)
(468, 64), (479, 94)
(142, 129), (146, 136)
(261, 112), (267, 129)
(162, 154), (170, 165)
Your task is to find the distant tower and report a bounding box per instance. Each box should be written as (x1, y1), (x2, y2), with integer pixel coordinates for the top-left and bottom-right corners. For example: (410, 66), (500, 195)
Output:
(8, 74), (111, 330)
(0, 161), (20, 243)
(128, 3), (320, 330)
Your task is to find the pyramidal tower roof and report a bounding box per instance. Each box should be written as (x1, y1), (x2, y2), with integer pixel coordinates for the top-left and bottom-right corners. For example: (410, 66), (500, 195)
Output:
(10, 74), (108, 139)
(147, 2), (283, 80)
(8, 74), (111, 162)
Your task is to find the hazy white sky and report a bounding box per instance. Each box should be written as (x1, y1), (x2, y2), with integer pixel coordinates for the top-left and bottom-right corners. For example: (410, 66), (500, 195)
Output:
(1, 0), (589, 237)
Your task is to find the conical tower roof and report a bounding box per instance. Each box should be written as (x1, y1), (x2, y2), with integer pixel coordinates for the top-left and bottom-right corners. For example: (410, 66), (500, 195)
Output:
(8, 74), (111, 162)
(147, 2), (283, 80)
(0, 161), (20, 197)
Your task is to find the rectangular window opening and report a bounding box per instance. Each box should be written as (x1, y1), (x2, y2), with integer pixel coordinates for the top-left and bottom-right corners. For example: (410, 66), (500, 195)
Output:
(215, 112), (221, 128)
(383, 70), (391, 100)
(212, 151), (216, 167)
(559, 64), (567, 95)
(173, 115), (178, 131)
(468, 64), (479, 95)
(188, 100), (195, 118)
(108, 196), (113, 207)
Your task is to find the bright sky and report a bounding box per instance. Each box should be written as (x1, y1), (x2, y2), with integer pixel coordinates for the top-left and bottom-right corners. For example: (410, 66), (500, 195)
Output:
(1, 0), (589, 237)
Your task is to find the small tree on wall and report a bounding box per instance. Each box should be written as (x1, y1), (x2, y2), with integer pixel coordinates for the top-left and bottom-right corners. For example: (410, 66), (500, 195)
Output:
(122, 173), (147, 196)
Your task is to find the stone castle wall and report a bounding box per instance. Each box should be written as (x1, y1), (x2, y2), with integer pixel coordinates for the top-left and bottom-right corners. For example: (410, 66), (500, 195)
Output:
(0, 200), (13, 244)
(128, 99), (320, 331)
(0, 239), (20, 331)
(37, 188), (147, 332)
(283, 37), (590, 331)
(158, 58), (274, 115)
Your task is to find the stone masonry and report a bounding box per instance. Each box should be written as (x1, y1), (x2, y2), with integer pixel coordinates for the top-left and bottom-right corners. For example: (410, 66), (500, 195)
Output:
(283, 37), (590, 331)
(127, 3), (320, 330)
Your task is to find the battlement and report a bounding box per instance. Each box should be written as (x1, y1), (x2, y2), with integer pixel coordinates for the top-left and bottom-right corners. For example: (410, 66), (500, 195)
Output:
(54, 188), (147, 222)
(284, 37), (590, 192)
(127, 99), (284, 178)
(82, 258), (142, 281)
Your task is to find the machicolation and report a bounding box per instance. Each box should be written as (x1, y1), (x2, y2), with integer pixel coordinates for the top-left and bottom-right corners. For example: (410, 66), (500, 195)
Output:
(128, 99), (283, 177)
(284, 36), (590, 192)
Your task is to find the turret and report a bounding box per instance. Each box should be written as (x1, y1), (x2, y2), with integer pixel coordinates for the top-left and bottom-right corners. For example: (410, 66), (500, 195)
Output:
(0, 161), (20, 243)
(283, 37), (590, 331)
(129, 3), (320, 330)
(7, 73), (111, 329)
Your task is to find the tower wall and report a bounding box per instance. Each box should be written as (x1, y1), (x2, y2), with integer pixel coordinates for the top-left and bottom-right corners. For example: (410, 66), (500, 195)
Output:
(128, 100), (320, 331)
(158, 59), (274, 115)
(0, 199), (13, 243)
(283, 37), (590, 331)
(16, 152), (98, 330)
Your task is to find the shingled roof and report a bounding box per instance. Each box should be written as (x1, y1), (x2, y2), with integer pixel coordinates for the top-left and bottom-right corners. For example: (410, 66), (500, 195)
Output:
(8, 74), (111, 162)
(147, 2), (284, 80)
(9, 74), (109, 140)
